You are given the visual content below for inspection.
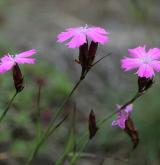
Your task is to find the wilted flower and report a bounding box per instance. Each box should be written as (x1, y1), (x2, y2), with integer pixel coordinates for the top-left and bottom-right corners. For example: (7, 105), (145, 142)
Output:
(112, 104), (133, 129)
(57, 25), (109, 48)
(0, 49), (37, 73)
(121, 46), (160, 78)
(125, 117), (139, 149)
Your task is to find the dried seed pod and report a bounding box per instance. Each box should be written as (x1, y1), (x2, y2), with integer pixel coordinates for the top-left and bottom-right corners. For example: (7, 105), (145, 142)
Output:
(125, 117), (139, 149)
(138, 77), (153, 93)
(12, 64), (24, 93)
(89, 110), (98, 139)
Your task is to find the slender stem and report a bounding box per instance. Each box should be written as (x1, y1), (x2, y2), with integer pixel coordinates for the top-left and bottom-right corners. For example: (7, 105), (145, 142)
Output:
(48, 114), (69, 137)
(55, 106), (76, 165)
(27, 115), (69, 165)
(0, 92), (18, 123)
(92, 53), (111, 67)
(37, 84), (42, 119)
(120, 92), (142, 110)
(69, 140), (90, 165)
(27, 79), (83, 165)
(36, 84), (42, 142)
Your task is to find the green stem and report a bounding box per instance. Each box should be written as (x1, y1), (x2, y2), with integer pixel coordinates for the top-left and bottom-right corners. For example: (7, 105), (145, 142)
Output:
(92, 53), (111, 67)
(27, 78), (83, 165)
(0, 92), (18, 123)
(36, 84), (42, 142)
(55, 106), (76, 165)
(70, 140), (89, 165)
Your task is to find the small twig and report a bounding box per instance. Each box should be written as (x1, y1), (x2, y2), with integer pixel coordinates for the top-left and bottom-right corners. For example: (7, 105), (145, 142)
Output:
(48, 114), (69, 136)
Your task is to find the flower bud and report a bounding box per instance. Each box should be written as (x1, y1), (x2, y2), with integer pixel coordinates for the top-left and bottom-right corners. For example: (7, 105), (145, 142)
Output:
(89, 110), (98, 139)
(79, 43), (88, 79)
(87, 41), (98, 68)
(125, 117), (139, 149)
(12, 64), (24, 93)
(138, 77), (153, 93)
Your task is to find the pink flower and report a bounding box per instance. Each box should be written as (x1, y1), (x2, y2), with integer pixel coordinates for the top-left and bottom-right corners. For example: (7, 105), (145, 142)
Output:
(0, 49), (37, 73)
(57, 25), (109, 48)
(112, 104), (133, 129)
(121, 46), (160, 78)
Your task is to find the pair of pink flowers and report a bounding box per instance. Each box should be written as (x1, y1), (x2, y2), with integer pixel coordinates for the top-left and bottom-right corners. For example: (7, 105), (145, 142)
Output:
(58, 25), (160, 79)
(57, 25), (160, 129)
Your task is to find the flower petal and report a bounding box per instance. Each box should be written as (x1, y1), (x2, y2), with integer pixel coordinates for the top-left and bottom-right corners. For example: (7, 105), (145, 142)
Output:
(111, 120), (118, 127)
(121, 57), (142, 71)
(87, 30), (108, 44)
(57, 31), (74, 42)
(16, 49), (37, 58)
(128, 46), (146, 58)
(118, 119), (126, 129)
(66, 33), (86, 48)
(136, 64), (155, 78)
(57, 27), (79, 43)
(147, 48), (160, 60)
(0, 61), (14, 73)
(150, 60), (160, 72)
(125, 104), (133, 113)
(57, 26), (109, 48)
(88, 27), (109, 34)
(15, 57), (36, 64)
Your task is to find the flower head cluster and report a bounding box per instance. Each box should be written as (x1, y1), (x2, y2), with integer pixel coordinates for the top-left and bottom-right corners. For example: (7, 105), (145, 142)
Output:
(121, 46), (160, 78)
(0, 49), (37, 74)
(112, 104), (133, 129)
(57, 25), (109, 48)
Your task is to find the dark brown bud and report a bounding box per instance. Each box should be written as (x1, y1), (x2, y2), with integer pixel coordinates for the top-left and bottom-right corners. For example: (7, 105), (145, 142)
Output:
(138, 77), (153, 93)
(124, 117), (139, 149)
(79, 43), (88, 79)
(87, 41), (98, 68)
(89, 110), (98, 139)
(12, 64), (24, 93)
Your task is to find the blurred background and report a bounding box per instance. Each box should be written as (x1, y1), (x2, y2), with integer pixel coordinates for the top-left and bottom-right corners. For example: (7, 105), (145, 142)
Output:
(0, 0), (160, 164)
